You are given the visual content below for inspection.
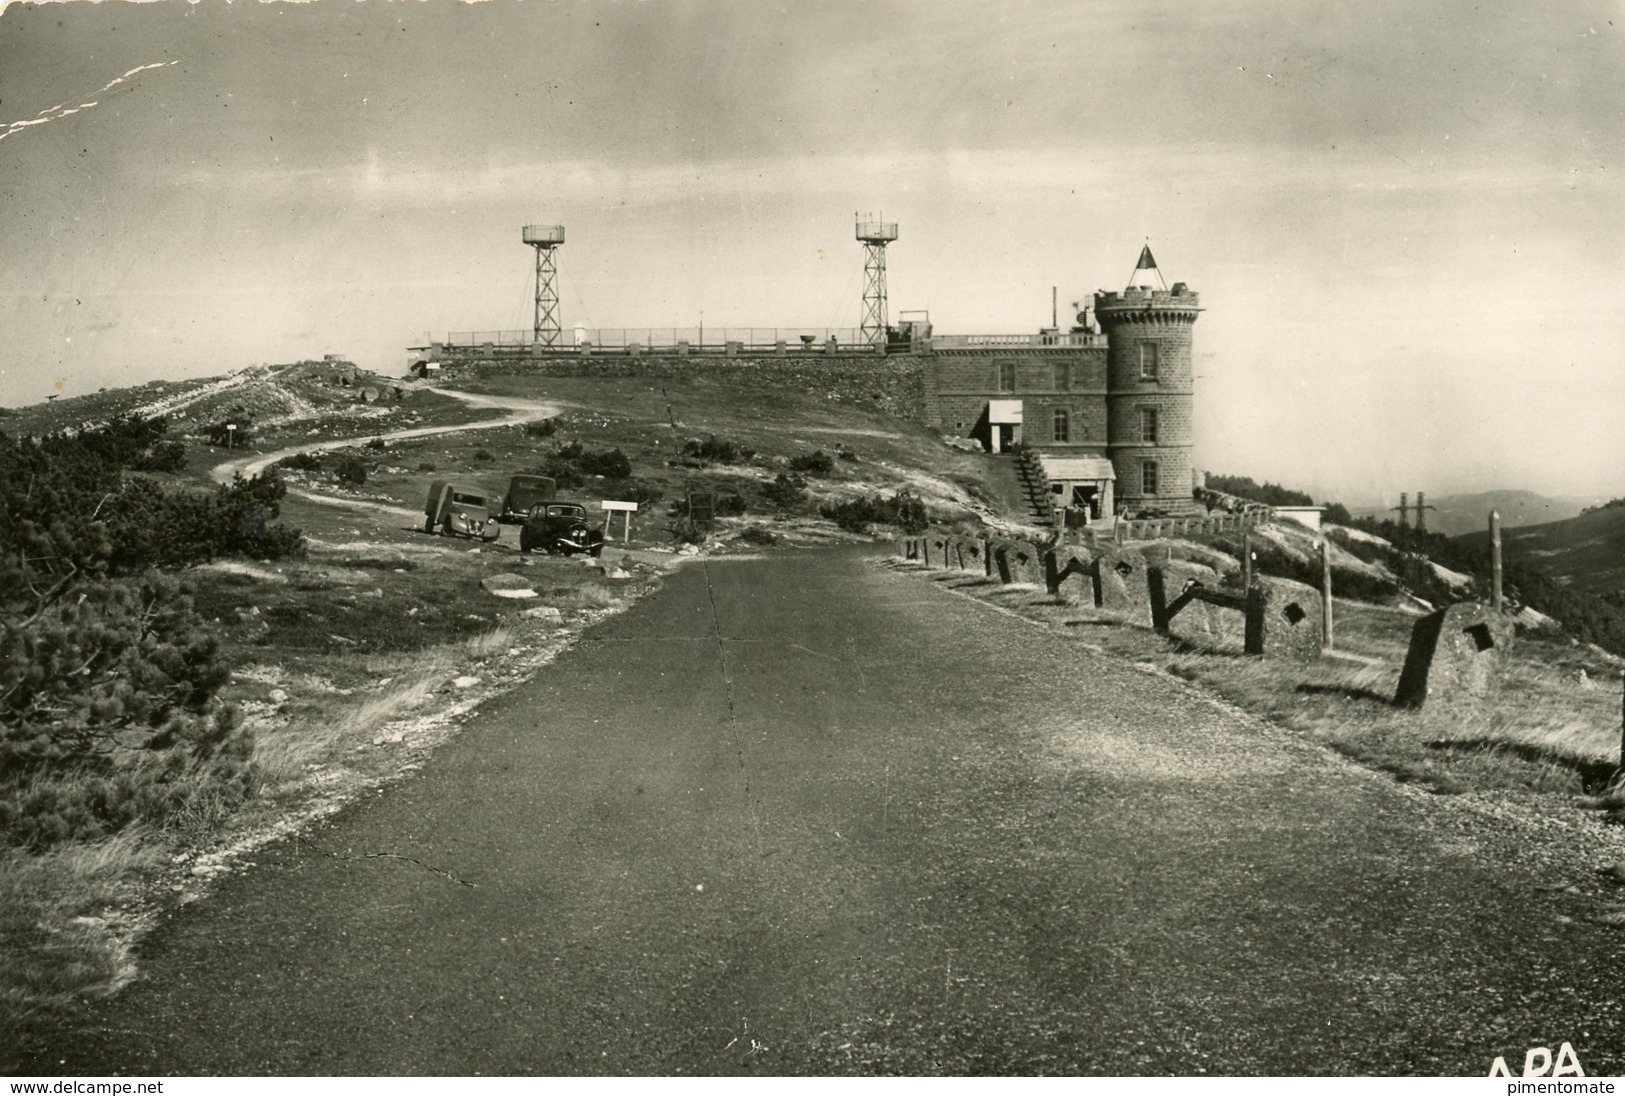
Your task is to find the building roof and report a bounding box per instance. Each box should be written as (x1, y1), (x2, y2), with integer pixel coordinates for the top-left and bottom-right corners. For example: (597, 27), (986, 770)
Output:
(1040, 455), (1116, 481)
(1126, 244), (1169, 291)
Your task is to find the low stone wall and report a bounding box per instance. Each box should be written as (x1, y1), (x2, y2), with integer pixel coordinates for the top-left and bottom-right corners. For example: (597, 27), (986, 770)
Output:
(453, 355), (924, 421)
(1394, 602), (1515, 708)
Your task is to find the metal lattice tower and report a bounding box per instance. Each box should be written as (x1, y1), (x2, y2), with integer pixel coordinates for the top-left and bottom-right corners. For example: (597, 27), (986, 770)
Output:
(855, 215), (898, 348)
(522, 224), (566, 347)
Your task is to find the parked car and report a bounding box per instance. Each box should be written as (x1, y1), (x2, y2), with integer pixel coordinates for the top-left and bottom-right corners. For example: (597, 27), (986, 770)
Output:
(424, 479), (501, 541)
(519, 502), (605, 557)
(498, 474), (557, 523)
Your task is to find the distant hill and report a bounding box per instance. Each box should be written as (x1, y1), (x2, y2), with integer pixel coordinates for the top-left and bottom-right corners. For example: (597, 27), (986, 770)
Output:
(1457, 505), (1625, 595)
(1355, 490), (1604, 538)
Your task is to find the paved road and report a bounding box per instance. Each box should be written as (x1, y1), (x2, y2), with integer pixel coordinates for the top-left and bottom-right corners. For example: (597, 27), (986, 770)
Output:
(18, 548), (1625, 1075)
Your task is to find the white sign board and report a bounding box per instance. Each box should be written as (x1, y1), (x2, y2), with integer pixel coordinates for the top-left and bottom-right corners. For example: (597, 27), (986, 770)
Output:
(601, 500), (638, 512)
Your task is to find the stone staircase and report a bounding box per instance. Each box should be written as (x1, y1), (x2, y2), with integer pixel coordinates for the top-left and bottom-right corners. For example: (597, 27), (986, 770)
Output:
(1013, 447), (1055, 523)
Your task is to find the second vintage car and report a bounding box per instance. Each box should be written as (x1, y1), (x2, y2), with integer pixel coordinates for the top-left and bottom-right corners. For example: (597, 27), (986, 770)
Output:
(519, 501), (606, 557)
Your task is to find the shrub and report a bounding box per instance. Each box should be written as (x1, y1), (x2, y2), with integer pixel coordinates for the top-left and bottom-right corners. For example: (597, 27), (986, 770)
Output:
(578, 447), (632, 480)
(761, 472), (807, 511)
(820, 491), (928, 534)
(683, 435), (754, 464)
(788, 450), (836, 476)
(837, 447), (860, 462)
(737, 526), (778, 546)
(277, 450), (324, 472)
(366, 437), (387, 451)
(604, 478), (664, 510)
(472, 448), (494, 462)
(333, 456), (368, 486)
(417, 462), (436, 472)
(669, 518), (708, 545)
(523, 418), (558, 439)
(201, 418), (254, 448)
(129, 439), (188, 473)
(0, 573), (254, 849)
(716, 492), (748, 517)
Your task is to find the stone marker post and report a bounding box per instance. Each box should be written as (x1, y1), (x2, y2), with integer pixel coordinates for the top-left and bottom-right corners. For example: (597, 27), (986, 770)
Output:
(1490, 510), (1503, 611)
(1320, 538), (1334, 651)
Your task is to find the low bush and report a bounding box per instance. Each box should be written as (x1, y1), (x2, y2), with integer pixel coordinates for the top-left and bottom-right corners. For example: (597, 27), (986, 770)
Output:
(761, 472), (807, 511)
(524, 418), (558, 439)
(578, 447), (632, 480)
(820, 491), (928, 534)
(128, 440), (188, 473)
(277, 451), (324, 472)
(333, 455), (368, 486)
(683, 435), (754, 464)
(717, 492), (748, 517)
(365, 437), (387, 451)
(737, 526), (778, 545)
(472, 448), (494, 462)
(788, 450), (836, 476)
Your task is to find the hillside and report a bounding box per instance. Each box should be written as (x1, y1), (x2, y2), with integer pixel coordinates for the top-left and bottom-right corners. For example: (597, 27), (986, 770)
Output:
(1355, 489), (1604, 537)
(1457, 505), (1625, 595)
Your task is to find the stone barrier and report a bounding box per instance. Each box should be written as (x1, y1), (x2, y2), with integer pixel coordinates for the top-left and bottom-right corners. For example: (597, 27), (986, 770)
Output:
(1091, 546), (1152, 625)
(1147, 561), (1229, 640)
(1243, 577), (1323, 660)
(1393, 602), (1515, 708)
(1044, 547), (1093, 604)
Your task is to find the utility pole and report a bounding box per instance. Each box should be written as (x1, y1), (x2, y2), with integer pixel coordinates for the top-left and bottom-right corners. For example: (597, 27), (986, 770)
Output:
(1320, 538), (1334, 650)
(1489, 510), (1504, 611)
(1414, 491), (1437, 535)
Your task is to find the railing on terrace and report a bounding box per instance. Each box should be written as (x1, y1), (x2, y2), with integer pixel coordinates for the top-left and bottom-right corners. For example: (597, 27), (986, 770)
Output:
(931, 332), (1105, 349)
(436, 328), (872, 351)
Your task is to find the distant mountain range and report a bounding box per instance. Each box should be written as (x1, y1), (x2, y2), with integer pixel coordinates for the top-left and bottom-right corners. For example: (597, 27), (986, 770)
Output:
(1352, 490), (1609, 538)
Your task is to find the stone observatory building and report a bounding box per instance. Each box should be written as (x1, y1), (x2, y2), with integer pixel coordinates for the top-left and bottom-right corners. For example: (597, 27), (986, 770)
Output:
(410, 225), (1202, 521)
(918, 245), (1201, 518)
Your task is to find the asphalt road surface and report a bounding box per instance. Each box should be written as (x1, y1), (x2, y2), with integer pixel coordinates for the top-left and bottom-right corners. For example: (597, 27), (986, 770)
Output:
(18, 547), (1625, 1075)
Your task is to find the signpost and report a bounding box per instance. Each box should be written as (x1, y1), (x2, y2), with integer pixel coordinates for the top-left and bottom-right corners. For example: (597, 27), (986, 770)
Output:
(601, 500), (638, 542)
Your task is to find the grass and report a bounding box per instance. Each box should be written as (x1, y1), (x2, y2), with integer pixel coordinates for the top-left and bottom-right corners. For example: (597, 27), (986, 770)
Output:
(899, 554), (1624, 807)
(0, 830), (160, 1038)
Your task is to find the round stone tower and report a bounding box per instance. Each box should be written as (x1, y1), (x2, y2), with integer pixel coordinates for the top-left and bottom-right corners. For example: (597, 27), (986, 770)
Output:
(1095, 246), (1201, 516)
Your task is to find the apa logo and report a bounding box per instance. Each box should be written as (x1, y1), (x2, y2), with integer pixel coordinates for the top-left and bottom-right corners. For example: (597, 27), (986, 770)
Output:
(1488, 1042), (1586, 1077)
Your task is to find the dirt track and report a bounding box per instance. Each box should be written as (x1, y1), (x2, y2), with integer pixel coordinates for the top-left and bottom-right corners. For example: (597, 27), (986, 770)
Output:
(16, 548), (1625, 1075)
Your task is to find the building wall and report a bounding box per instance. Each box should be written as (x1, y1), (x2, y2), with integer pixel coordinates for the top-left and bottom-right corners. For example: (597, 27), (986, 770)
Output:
(1095, 285), (1201, 515)
(922, 347), (1109, 450)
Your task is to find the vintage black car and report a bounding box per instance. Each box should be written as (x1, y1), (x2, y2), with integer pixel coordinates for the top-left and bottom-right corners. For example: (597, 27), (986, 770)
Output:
(519, 502), (606, 557)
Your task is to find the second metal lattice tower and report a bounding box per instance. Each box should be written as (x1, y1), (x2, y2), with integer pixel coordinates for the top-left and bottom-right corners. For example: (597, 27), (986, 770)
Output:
(856, 215), (898, 348)
(522, 224), (566, 347)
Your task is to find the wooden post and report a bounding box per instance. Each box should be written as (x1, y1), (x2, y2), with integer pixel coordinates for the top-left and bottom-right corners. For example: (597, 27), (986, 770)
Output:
(1320, 538), (1334, 650)
(1489, 510), (1503, 611)
(1242, 529), (1253, 591)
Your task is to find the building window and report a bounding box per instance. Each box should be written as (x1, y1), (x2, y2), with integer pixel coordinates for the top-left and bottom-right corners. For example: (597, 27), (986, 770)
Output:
(1142, 461), (1159, 496)
(996, 362), (1016, 393)
(1052, 409), (1070, 443)
(1053, 363), (1070, 391)
(1140, 407), (1159, 443)
(1139, 342), (1159, 381)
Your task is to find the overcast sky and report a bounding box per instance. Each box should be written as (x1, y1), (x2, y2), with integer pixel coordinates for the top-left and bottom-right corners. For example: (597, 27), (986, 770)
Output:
(1, 0), (1620, 505)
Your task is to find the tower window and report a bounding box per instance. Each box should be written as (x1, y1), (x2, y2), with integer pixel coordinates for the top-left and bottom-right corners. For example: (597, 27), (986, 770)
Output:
(1142, 461), (1159, 496)
(1053, 363), (1070, 391)
(1052, 409), (1070, 443)
(1139, 342), (1159, 381)
(997, 362), (1016, 393)
(1140, 407), (1159, 443)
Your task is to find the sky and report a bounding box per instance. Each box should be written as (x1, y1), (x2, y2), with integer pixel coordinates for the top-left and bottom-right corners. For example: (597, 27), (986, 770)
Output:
(0, 0), (1620, 506)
